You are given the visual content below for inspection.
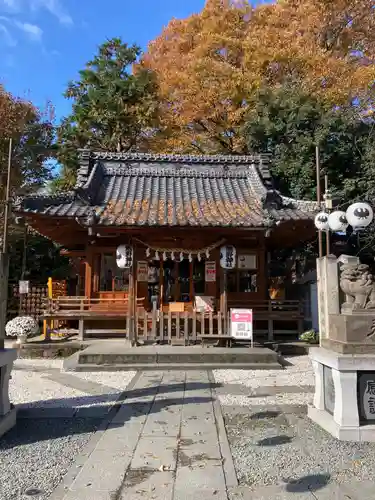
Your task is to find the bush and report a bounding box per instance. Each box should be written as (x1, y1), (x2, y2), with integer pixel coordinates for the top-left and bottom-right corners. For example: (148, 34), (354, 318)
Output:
(299, 329), (319, 344)
(5, 316), (39, 338)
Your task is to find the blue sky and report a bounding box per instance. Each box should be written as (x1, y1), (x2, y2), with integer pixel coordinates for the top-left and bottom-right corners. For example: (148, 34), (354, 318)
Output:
(0, 0), (207, 122)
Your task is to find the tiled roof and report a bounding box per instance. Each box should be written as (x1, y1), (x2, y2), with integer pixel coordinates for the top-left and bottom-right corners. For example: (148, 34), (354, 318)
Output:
(16, 150), (318, 228)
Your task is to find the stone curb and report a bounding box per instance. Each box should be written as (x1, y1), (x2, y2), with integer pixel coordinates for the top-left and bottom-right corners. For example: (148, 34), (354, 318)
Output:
(65, 362), (283, 372)
(208, 370), (238, 489)
(48, 370), (142, 500)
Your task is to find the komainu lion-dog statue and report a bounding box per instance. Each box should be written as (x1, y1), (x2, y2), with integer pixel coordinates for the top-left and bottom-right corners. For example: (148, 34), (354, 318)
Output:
(340, 263), (375, 310)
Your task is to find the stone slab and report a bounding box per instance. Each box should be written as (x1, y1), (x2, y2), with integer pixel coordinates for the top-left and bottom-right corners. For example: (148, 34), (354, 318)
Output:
(142, 418), (181, 437)
(74, 406), (113, 418)
(94, 425), (141, 451)
(131, 436), (177, 471)
(175, 464), (226, 490)
(70, 450), (132, 491)
(174, 489), (228, 500)
(62, 489), (120, 500)
(119, 470), (174, 500)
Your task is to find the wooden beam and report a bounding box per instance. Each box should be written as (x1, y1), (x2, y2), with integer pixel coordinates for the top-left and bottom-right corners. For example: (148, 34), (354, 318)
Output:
(60, 249), (86, 257)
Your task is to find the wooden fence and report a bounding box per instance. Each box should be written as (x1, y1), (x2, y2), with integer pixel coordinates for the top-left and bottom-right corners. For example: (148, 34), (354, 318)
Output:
(135, 309), (231, 345)
(42, 297), (304, 343)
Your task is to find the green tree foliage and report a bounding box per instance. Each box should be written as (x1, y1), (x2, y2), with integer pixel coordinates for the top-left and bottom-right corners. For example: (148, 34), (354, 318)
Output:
(55, 38), (159, 190)
(244, 86), (375, 203)
(8, 232), (70, 283)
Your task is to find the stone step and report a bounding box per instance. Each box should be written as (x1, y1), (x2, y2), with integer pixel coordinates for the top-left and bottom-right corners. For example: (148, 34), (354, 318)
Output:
(64, 360), (283, 372)
(63, 345), (282, 372)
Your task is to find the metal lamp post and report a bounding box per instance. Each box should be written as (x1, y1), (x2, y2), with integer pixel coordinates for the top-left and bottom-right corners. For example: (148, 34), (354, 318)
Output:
(0, 138), (13, 349)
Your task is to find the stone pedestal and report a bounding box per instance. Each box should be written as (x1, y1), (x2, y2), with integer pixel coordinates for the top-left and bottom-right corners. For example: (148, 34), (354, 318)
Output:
(0, 349), (17, 437)
(308, 347), (375, 441)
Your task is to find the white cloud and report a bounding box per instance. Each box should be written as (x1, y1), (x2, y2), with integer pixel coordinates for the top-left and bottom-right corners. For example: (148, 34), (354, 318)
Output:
(15, 20), (42, 40)
(30, 0), (73, 25)
(0, 22), (16, 45)
(1, 0), (20, 10)
(0, 0), (73, 25)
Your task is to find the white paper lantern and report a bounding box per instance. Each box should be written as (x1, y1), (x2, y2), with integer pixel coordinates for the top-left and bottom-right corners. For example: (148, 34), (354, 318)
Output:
(116, 244), (133, 269)
(346, 202), (373, 229)
(328, 211), (349, 233)
(220, 245), (236, 269)
(314, 212), (330, 231)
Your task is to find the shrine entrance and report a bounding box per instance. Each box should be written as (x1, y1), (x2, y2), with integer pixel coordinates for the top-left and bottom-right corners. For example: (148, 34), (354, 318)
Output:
(147, 258), (207, 312)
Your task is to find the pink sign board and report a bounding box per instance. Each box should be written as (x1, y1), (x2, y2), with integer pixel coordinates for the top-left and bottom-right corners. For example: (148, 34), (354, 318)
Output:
(230, 308), (253, 342)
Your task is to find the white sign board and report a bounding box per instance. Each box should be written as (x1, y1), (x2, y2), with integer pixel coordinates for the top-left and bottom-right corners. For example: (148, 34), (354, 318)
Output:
(195, 296), (214, 313)
(137, 261), (148, 282)
(238, 254), (257, 270)
(19, 280), (29, 294)
(231, 308), (253, 345)
(205, 261), (216, 282)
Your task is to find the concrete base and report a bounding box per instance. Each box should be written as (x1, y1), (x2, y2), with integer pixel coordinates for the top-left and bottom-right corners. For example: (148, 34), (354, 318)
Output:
(0, 348), (17, 438)
(308, 347), (375, 442)
(308, 405), (375, 442)
(0, 406), (17, 436)
(63, 344), (281, 372)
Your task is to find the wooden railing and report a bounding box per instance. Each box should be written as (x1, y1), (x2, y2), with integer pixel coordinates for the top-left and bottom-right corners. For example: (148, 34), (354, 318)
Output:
(44, 296), (145, 317)
(42, 297), (304, 342)
(228, 300), (303, 314)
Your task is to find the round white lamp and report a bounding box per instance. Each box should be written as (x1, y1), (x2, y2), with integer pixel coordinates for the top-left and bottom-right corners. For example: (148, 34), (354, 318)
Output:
(327, 210), (349, 232)
(314, 212), (330, 231)
(346, 202), (373, 230)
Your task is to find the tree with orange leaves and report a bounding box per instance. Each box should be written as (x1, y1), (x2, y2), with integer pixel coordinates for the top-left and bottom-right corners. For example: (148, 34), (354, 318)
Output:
(142, 0), (375, 154)
(0, 85), (55, 200)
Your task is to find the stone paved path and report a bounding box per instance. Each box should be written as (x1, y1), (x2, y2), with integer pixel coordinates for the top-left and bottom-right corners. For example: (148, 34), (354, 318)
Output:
(47, 368), (375, 500)
(51, 370), (236, 500)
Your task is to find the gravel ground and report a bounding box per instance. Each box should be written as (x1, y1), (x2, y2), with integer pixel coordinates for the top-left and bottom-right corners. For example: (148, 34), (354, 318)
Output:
(0, 417), (101, 500)
(223, 407), (375, 490)
(10, 359), (136, 408)
(0, 359), (137, 500)
(214, 355), (314, 407)
(216, 355), (375, 494)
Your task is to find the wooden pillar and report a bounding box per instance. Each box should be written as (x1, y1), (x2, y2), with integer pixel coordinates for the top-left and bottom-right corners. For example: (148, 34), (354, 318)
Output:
(220, 268), (228, 333)
(92, 253), (100, 294)
(84, 247), (93, 298)
(189, 261), (194, 303)
(159, 260), (164, 311)
(174, 260), (179, 302)
(128, 249), (137, 345)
